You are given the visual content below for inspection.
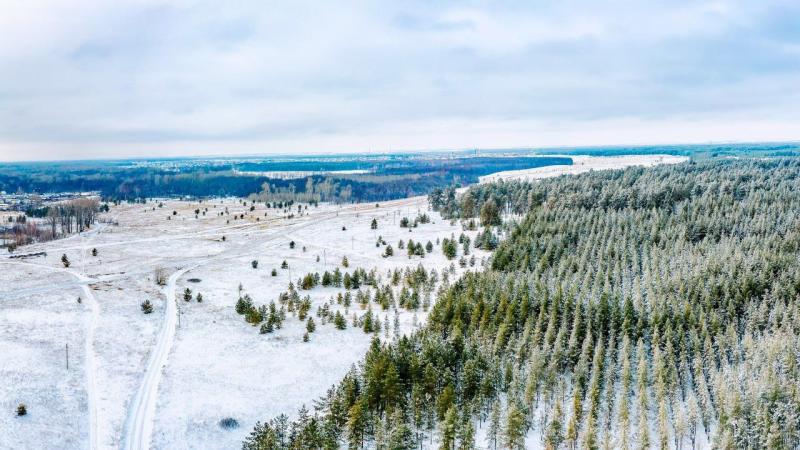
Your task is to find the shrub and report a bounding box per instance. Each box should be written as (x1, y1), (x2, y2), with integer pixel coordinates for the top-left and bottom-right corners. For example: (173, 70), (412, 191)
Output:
(16, 403), (27, 416)
(251, 260), (258, 269)
(141, 300), (153, 314)
(306, 317), (316, 333)
(154, 267), (167, 286)
(271, 269), (278, 276)
(219, 417), (239, 429)
(61, 254), (70, 268)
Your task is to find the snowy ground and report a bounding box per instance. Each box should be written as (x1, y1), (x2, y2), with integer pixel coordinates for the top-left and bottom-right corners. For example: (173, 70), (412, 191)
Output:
(1, 195), (486, 450)
(478, 154), (688, 183)
(0, 155), (690, 450)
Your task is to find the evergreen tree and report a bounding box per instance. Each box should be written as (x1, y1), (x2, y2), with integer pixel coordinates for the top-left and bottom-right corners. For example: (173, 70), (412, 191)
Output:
(487, 399), (501, 450)
(440, 406), (458, 450)
(503, 404), (526, 450)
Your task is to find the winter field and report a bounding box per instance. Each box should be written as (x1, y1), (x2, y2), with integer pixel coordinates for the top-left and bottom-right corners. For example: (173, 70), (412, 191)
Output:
(1, 154), (686, 450)
(478, 154), (688, 184)
(1, 195), (489, 450)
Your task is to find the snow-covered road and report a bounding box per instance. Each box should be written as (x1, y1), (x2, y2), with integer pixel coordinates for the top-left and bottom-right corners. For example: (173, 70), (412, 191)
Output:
(0, 260), (101, 450)
(122, 267), (193, 450)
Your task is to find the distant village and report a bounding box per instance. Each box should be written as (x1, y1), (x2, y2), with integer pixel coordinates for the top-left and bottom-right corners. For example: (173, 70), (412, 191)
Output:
(1, 191), (101, 251)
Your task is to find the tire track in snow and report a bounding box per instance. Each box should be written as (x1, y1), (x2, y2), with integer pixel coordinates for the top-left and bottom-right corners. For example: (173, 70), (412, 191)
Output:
(122, 266), (193, 450)
(0, 261), (100, 450)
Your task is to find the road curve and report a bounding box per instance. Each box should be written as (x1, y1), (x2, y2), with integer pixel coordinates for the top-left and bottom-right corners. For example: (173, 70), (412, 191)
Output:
(122, 267), (192, 450)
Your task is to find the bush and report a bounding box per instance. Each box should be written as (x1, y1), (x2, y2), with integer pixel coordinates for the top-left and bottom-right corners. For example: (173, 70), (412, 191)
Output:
(141, 300), (154, 314)
(16, 403), (27, 416)
(61, 254), (70, 268)
(251, 260), (258, 269)
(219, 417), (239, 429)
(154, 267), (167, 286)
(306, 317), (316, 333)
(271, 269), (277, 276)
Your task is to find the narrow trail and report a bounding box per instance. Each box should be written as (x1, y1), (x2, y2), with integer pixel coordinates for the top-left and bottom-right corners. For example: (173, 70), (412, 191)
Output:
(79, 277), (100, 450)
(122, 266), (193, 450)
(0, 260), (100, 450)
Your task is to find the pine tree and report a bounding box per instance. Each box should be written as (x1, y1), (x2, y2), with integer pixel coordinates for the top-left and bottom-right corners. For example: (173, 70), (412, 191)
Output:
(440, 406), (458, 450)
(347, 400), (367, 449)
(306, 317), (316, 333)
(487, 399), (501, 450)
(387, 409), (415, 450)
(334, 311), (347, 329)
(61, 253), (70, 267)
(457, 416), (476, 450)
(503, 403), (526, 450)
(544, 400), (564, 450)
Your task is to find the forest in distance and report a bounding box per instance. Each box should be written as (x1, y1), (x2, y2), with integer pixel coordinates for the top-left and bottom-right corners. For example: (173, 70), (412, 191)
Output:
(0, 152), (571, 203)
(242, 158), (800, 449)
(3, 142), (799, 205)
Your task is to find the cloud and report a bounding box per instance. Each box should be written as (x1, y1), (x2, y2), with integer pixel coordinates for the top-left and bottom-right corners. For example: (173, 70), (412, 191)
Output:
(0, 0), (798, 160)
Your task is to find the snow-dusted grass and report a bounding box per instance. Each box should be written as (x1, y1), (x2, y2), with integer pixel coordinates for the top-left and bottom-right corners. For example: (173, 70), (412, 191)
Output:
(0, 269), (89, 449)
(1, 196), (484, 450)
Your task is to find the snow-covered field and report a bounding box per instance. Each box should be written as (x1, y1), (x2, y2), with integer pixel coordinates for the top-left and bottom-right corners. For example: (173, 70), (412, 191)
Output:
(1, 195), (486, 450)
(0, 154), (690, 450)
(478, 154), (688, 183)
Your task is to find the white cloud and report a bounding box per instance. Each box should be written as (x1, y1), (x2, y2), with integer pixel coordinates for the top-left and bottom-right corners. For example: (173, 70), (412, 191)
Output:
(0, 0), (798, 160)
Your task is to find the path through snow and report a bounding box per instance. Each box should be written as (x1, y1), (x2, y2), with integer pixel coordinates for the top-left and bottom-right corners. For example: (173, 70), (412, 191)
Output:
(121, 267), (192, 450)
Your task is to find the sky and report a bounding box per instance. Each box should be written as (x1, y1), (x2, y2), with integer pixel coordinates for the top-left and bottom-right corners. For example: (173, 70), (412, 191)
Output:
(1, 0), (799, 161)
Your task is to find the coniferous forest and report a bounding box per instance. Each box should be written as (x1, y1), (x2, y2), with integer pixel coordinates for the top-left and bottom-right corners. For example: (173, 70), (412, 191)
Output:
(243, 159), (800, 449)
